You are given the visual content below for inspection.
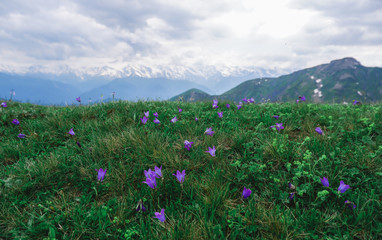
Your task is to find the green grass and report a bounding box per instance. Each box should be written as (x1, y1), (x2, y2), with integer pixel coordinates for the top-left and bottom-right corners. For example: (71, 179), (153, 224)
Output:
(0, 100), (381, 239)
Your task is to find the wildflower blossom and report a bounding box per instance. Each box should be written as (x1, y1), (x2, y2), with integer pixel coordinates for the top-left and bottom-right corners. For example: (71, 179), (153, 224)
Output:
(320, 177), (329, 187)
(242, 187), (252, 199)
(213, 99), (218, 109)
(18, 133), (26, 138)
(226, 104), (230, 109)
(154, 166), (162, 178)
(68, 128), (75, 136)
(249, 97), (255, 103)
(140, 116), (148, 124)
(171, 116), (178, 123)
(76, 97), (81, 102)
(288, 182), (296, 190)
(345, 200), (356, 209)
(237, 105), (242, 110)
(218, 112), (223, 118)
(1, 102), (7, 107)
(144, 111), (149, 117)
(12, 119), (20, 125)
(205, 146), (216, 157)
(95, 168), (107, 181)
(272, 123), (284, 131)
(153, 209), (166, 222)
(144, 169), (157, 179)
(242, 97), (248, 103)
(76, 141), (82, 148)
(338, 181), (350, 193)
(204, 127), (214, 136)
(299, 96), (306, 101)
(273, 115), (279, 119)
(178, 108), (182, 113)
(153, 118), (160, 124)
(184, 140), (194, 151)
(173, 170), (186, 183)
(136, 199), (146, 212)
(143, 177), (157, 189)
(153, 112), (158, 117)
(315, 127), (323, 135)
(195, 117), (198, 121)
(289, 192), (295, 200)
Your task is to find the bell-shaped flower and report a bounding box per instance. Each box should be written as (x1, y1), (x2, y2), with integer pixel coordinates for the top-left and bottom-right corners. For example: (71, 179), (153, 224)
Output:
(76, 97), (81, 102)
(184, 140), (194, 151)
(205, 146), (216, 157)
(1, 102), (7, 107)
(315, 127), (323, 135)
(153, 208), (166, 222)
(299, 96), (306, 101)
(173, 170), (186, 183)
(320, 177), (329, 187)
(153, 112), (158, 117)
(154, 166), (162, 178)
(143, 176), (157, 189)
(144, 111), (149, 117)
(178, 108), (182, 113)
(344, 200), (356, 209)
(273, 115), (279, 119)
(144, 169), (157, 179)
(95, 168), (107, 181)
(12, 119), (20, 125)
(338, 181), (350, 193)
(242, 187), (252, 199)
(171, 116), (178, 123)
(217, 112), (223, 118)
(204, 127), (214, 136)
(153, 118), (160, 124)
(140, 116), (148, 125)
(226, 104), (230, 109)
(195, 117), (198, 121)
(136, 199), (146, 212)
(18, 133), (26, 138)
(68, 128), (75, 136)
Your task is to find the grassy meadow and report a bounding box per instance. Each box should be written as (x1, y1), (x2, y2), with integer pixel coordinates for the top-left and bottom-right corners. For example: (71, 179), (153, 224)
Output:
(0, 99), (381, 239)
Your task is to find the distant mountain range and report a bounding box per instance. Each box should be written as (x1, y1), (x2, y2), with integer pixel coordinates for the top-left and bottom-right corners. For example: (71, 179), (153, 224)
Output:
(0, 64), (286, 105)
(171, 57), (382, 103)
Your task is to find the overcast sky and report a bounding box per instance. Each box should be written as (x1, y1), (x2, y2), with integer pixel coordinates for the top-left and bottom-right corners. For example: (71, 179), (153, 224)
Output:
(0, 0), (381, 74)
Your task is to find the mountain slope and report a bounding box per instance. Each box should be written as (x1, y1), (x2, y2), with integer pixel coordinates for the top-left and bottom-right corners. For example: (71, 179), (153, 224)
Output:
(172, 57), (382, 103)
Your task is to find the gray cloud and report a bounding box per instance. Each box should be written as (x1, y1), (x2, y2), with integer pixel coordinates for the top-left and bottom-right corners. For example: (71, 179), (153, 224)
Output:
(0, 0), (381, 73)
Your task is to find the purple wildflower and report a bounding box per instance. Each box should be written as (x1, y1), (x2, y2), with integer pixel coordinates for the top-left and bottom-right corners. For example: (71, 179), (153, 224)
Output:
(205, 146), (216, 157)
(195, 117), (198, 121)
(242, 187), (252, 199)
(338, 181), (350, 193)
(213, 99), (218, 109)
(345, 200), (356, 209)
(154, 166), (162, 178)
(178, 108), (182, 113)
(226, 104), (230, 109)
(153, 118), (160, 124)
(153, 209), (166, 222)
(204, 127), (215, 136)
(289, 192), (295, 200)
(171, 116), (178, 123)
(184, 140), (194, 151)
(144, 169), (157, 179)
(144, 111), (149, 117)
(315, 127), (323, 135)
(218, 112), (223, 118)
(249, 98), (255, 103)
(68, 128), (75, 136)
(275, 123), (284, 131)
(12, 119), (20, 125)
(353, 100), (359, 105)
(1, 102), (7, 107)
(173, 170), (186, 183)
(242, 97), (248, 103)
(273, 115), (279, 119)
(296, 99), (299, 104)
(76, 97), (81, 103)
(76, 141), (82, 148)
(136, 199), (146, 212)
(143, 177), (157, 189)
(299, 96), (306, 101)
(140, 116), (148, 125)
(288, 182), (296, 190)
(237, 105), (242, 110)
(18, 133), (26, 138)
(153, 112), (158, 117)
(95, 168), (107, 181)
(320, 177), (329, 187)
